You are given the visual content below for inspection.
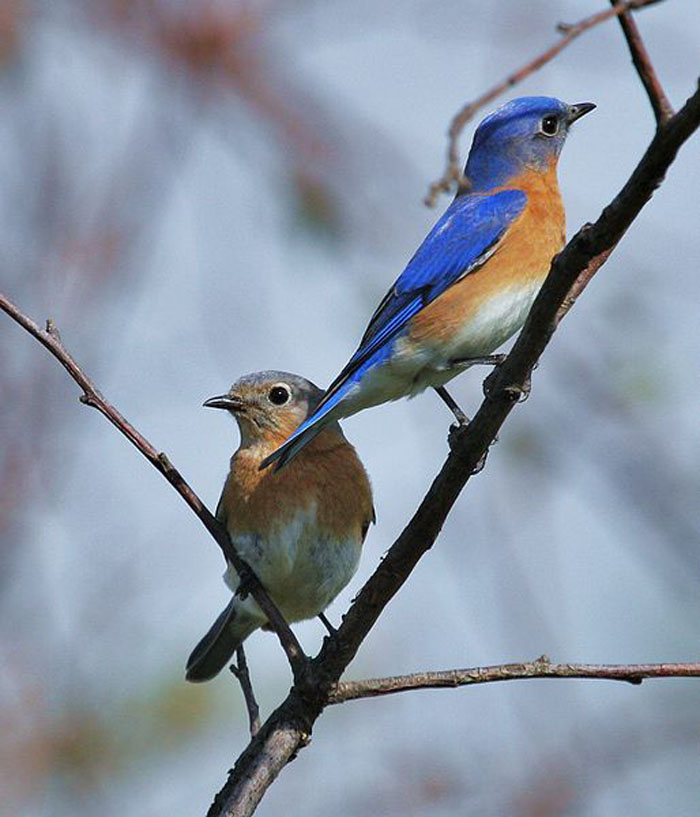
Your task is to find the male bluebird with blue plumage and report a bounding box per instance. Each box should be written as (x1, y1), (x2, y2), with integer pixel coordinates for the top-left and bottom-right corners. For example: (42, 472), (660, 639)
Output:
(186, 371), (374, 683)
(262, 96), (595, 470)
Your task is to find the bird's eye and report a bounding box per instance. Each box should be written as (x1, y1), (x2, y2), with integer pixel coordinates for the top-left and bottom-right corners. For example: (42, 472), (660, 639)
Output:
(268, 385), (291, 406)
(540, 115), (559, 137)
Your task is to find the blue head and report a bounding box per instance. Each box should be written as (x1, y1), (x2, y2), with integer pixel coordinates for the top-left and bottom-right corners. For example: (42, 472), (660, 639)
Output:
(464, 96), (595, 192)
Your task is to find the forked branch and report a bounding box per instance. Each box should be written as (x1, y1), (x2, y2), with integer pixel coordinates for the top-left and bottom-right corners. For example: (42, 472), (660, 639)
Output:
(610, 0), (674, 126)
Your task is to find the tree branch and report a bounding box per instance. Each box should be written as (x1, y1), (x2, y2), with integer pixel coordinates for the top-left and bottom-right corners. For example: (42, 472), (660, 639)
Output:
(208, 82), (700, 817)
(425, 0), (665, 206)
(3, 27), (698, 817)
(330, 658), (700, 703)
(231, 647), (262, 738)
(0, 294), (307, 678)
(610, 0), (674, 126)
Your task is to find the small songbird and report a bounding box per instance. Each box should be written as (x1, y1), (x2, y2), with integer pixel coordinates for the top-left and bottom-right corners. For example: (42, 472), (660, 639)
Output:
(186, 371), (374, 683)
(262, 96), (595, 470)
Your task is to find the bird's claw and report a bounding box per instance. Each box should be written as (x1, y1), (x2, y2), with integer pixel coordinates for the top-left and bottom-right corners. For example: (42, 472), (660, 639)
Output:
(448, 421), (469, 452)
(483, 363), (531, 403)
(447, 422), (490, 475)
(236, 569), (256, 601)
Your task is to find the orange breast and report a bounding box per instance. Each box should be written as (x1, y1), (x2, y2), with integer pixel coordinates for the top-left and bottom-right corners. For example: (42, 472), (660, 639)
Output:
(220, 428), (374, 544)
(408, 162), (565, 347)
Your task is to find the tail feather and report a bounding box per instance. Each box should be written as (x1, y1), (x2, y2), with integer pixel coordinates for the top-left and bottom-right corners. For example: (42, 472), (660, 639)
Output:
(185, 599), (258, 683)
(260, 374), (359, 471)
(262, 421), (325, 472)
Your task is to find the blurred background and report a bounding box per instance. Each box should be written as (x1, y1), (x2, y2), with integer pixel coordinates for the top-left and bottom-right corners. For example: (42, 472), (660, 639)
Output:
(1, 1), (699, 815)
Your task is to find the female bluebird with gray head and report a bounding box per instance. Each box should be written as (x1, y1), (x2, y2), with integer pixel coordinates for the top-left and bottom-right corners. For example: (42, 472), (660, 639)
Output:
(262, 96), (595, 470)
(186, 371), (374, 682)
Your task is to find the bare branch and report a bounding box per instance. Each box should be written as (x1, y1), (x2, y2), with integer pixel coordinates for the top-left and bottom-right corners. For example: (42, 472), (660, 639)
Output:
(0, 293), (307, 678)
(330, 658), (700, 703)
(231, 647), (261, 738)
(610, 0), (674, 126)
(425, 0), (665, 206)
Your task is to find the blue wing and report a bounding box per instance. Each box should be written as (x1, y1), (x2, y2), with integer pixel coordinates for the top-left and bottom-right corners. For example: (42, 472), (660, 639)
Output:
(262, 189), (526, 470)
(342, 189), (526, 375)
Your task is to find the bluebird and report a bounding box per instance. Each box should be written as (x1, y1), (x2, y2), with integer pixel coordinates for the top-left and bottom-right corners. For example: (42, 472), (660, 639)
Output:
(262, 96), (595, 470)
(186, 371), (374, 682)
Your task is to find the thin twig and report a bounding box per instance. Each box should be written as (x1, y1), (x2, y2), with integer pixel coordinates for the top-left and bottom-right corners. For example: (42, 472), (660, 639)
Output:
(425, 0), (665, 206)
(330, 657), (700, 703)
(610, 0), (674, 126)
(231, 647), (261, 737)
(0, 294), (307, 678)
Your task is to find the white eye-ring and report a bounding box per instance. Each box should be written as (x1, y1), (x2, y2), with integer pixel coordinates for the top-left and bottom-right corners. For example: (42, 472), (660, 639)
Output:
(539, 115), (560, 137)
(268, 383), (291, 406)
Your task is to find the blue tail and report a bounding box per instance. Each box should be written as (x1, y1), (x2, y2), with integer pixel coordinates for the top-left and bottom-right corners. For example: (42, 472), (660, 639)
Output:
(260, 377), (356, 471)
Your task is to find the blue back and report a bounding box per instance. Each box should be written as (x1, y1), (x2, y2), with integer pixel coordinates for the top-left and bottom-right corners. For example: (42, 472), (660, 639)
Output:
(262, 95), (582, 469)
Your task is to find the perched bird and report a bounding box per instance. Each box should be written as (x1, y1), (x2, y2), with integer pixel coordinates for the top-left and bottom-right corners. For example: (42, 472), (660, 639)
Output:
(262, 96), (595, 470)
(186, 371), (374, 683)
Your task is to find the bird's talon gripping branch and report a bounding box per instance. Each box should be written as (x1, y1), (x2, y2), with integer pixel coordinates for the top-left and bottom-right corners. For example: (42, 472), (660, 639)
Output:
(447, 421), (469, 453)
(483, 365), (531, 403)
(447, 423), (489, 474)
(504, 376), (532, 403)
(235, 566), (256, 601)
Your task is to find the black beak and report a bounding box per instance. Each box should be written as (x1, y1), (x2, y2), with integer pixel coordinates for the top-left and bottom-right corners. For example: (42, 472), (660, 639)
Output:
(567, 102), (596, 124)
(203, 394), (244, 411)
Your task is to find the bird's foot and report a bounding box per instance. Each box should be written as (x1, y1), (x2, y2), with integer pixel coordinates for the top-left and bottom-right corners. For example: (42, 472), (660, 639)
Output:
(448, 421), (466, 452)
(235, 566), (257, 601)
(448, 422), (490, 474)
(450, 353), (507, 368)
(483, 357), (533, 403)
(484, 368), (532, 402)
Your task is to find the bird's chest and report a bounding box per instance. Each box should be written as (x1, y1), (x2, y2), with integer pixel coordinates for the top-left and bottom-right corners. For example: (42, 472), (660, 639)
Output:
(223, 506), (360, 620)
(403, 180), (565, 369)
(219, 459), (363, 617)
(225, 505), (317, 581)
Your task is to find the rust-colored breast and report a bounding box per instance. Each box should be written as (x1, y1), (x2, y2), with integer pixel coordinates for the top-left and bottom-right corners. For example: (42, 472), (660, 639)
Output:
(409, 163), (565, 346)
(220, 428), (374, 544)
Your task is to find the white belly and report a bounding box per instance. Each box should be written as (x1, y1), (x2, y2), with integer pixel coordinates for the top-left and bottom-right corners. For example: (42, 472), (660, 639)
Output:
(224, 506), (362, 624)
(339, 279), (542, 412)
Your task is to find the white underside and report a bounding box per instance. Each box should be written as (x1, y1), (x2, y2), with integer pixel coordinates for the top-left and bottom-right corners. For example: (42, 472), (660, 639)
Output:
(224, 503), (362, 625)
(339, 279), (543, 415)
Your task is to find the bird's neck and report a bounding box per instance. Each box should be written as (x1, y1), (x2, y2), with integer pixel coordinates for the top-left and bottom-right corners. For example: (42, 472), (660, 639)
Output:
(465, 154), (559, 195)
(236, 426), (347, 466)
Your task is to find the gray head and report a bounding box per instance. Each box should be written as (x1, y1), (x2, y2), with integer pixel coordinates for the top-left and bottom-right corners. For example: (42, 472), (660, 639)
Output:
(204, 370), (325, 447)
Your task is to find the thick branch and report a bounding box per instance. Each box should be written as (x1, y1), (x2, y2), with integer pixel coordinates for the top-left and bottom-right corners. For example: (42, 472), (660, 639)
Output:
(330, 659), (700, 703)
(610, 0), (674, 126)
(0, 295), (306, 677)
(209, 83), (700, 817)
(425, 0), (665, 205)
